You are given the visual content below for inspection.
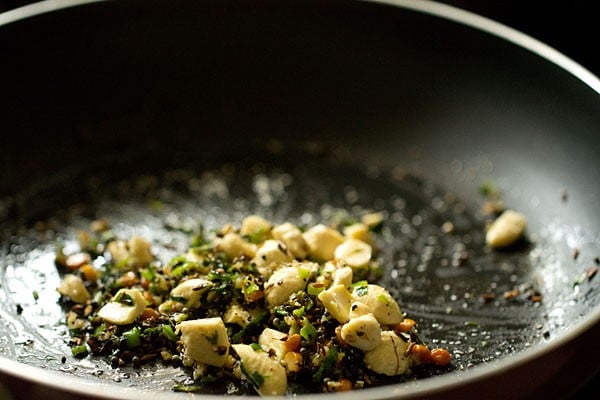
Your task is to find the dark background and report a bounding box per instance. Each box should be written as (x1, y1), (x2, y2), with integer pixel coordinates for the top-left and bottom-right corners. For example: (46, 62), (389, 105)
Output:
(0, 0), (597, 399)
(1, 0), (598, 78)
(436, 0), (599, 78)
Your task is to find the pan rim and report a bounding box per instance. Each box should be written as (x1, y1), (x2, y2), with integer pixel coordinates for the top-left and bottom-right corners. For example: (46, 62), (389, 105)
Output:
(1, 0), (599, 398)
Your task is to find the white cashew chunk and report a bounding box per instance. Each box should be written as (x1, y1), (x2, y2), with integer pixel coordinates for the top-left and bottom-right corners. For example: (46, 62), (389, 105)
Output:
(332, 266), (353, 288)
(258, 328), (289, 360)
(348, 301), (371, 319)
(317, 284), (353, 323)
(252, 240), (293, 277)
(57, 274), (90, 304)
(334, 239), (372, 270)
(486, 210), (527, 248)
(341, 314), (381, 351)
(170, 278), (213, 308)
(233, 344), (287, 396)
(364, 331), (412, 376)
(177, 317), (230, 368)
(224, 303), (253, 327)
(97, 288), (147, 325)
(214, 233), (257, 259)
(343, 223), (373, 244)
(107, 235), (153, 270)
(272, 222), (308, 259)
(352, 284), (402, 325)
(264, 264), (308, 306)
(240, 215), (272, 241)
(302, 224), (344, 262)
(362, 212), (383, 229)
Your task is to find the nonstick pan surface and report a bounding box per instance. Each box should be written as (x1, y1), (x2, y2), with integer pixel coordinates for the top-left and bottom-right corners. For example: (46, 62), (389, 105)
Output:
(0, 0), (599, 399)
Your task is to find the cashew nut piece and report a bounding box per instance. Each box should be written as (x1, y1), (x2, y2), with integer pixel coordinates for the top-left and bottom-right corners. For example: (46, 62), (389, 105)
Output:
(214, 233), (257, 259)
(170, 278), (213, 308)
(177, 317), (230, 368)
(341, 314), (381, 351)
(318, 284), (353, 323)
(57, 274), (90, 304)
(486, 210), (527, 248)
(264, 265), (308, 306)
(107, 235), (153, 270)
(352, 284), (402, 325)
(272, 222), (308, 259)
(233, 344), (287, 396)
(240, 215), (272, 241)
(252, 240), (293, 277)
(364, 330), (412, 376)
(334, 239), (372, 270)
(302, 224), (344, 262)
(97, 288), (147, 325)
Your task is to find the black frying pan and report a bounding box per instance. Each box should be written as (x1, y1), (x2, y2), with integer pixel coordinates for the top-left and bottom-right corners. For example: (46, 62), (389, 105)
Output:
(1, 1), (599, 399)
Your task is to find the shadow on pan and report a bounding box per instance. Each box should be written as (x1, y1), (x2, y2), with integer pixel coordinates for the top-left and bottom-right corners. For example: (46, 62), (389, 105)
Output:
(0, 0), (599, 399)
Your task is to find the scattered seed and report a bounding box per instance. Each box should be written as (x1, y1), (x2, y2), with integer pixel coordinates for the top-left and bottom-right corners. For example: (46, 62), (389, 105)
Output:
(480, 293), (497, 302)
(503, 289), (520, 300)
(585, 266), (598, 281)
(430, 348), (451, 366)
(560, 189), (568, 203)
(529, 295), (543, 303)
(132, 356), (141, 369)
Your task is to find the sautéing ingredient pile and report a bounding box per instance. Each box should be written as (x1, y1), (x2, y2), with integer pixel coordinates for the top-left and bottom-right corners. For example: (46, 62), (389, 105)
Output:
(55, 214), (451, 395)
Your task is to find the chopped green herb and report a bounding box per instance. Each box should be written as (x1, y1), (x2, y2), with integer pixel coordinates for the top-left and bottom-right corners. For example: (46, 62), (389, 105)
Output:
(168, 256), (202, 277)
(114, 292), (134, 306)
(307, 282), (325, 296)
(244, 227), (269, 244)
(300, 317), (317, 342)
(250, 371), (265, 387)
(352, 281), (369, 297)
(140, 266), (156, 281)
(298, 268), (310, 281)
(479, 179), (500, 198)
(313, 346), (338, 383)
(205, 330), (219, 345)
(240, 362), (265, 388)
(172, 384), (204, 393)
(377, 293), (390, 304)
(242, 276), (260, 296)
(94, 323), (106, 337)
(170, 295), (187, 303)
(123, 326), (141, 348)
(250, 343), (262, 351)
(71, 344), (89, 358)
(231, 310), (268, 343)
(293, 306), (305, 318)
(149, 199), (164, 212)
(162, 324), (178, 342)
